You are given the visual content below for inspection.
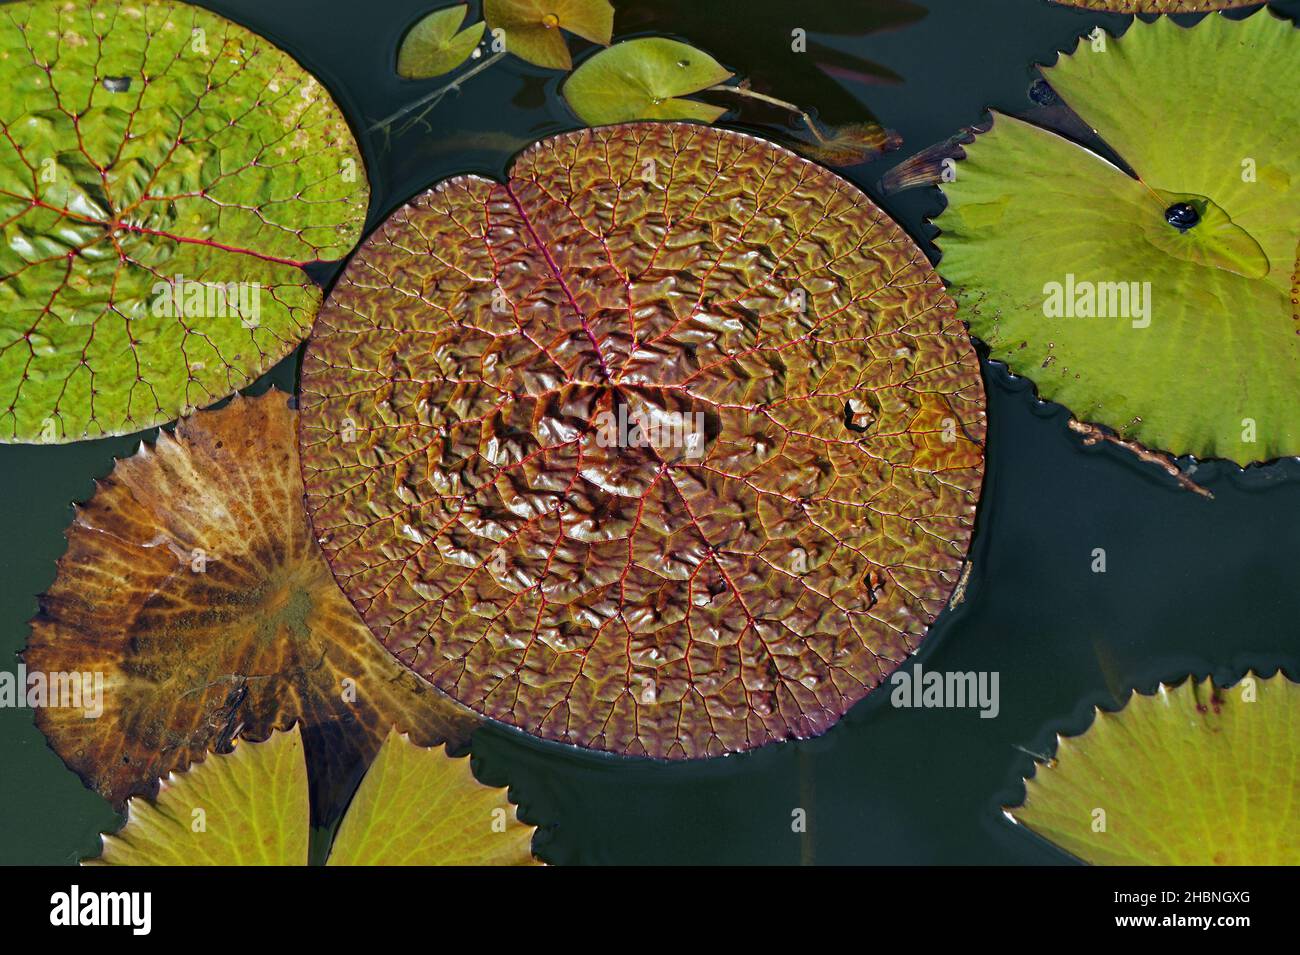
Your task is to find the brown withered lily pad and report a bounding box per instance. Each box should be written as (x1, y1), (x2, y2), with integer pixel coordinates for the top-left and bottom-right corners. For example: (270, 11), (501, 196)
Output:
(299, 122), (985, 759)
(24, 389), (478, 819)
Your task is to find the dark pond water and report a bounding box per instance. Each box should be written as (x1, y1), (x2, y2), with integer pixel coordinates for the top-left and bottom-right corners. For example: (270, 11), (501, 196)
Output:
(2, 0), (1299, 865)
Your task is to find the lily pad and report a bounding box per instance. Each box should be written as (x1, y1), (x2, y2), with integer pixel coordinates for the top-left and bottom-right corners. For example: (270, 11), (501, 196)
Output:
(1051, 1), (1257, 10)
(397, 5), (486, 79)
(1009, 673), (1300, 865)
(563, 38), (732, 125)
(935, 12), (1300, 463)
(299, 122), (986, 759)
(23, 389), (478, 822)
(92, 723), (310, 865)
(91, 725), (537, 865)
(0, 0), (369, 443)
(483, 0), (612, 71)
(328, 728), (537, 865)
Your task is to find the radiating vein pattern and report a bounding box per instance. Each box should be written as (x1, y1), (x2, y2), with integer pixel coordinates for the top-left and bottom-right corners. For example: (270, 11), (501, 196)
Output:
(0, 0), (367, 442)
(300, 123), (985, 758)
(24, 391), (477, 820)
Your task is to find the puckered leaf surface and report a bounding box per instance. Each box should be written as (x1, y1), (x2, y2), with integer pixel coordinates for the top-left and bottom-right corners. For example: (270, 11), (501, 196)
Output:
(299, 122), (985, 759)
(328, 729), (537, 865)
(0, 0), (368, 443)
(24, 390), (478, 822)
(91, 725), (536, 865)
(936, 12), (1300, 463)
(1010, 673), (1300, 865)
(1051, 0), (1257, 10)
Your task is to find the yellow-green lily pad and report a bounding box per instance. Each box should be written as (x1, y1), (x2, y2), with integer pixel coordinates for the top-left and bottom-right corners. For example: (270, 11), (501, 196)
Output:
(563, 38), (732, 125)
(397, 5), (486, 79)
(90, 725), (538, 865)
(936, 12), (1300, 463)
(1009, 672), (1300, 865)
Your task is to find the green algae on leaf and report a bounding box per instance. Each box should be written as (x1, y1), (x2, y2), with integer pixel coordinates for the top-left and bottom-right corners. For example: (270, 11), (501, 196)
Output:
(563, 38), (732, 124)
(1009, 673), (1300, 865)
(397, 4), (486, 79)
(0, 0), (369, 443)
(936, 12), (1300, 464)
(298, 122), (986, 760)
(90, 725), (536, 865)
(23, 390), (478, 823)
(483, 0), (613, 70)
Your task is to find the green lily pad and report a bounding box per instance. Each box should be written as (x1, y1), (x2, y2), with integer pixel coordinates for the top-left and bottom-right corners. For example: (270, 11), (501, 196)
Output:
(563, 38), (733, 125)
(936, 12), (1300, 463)
(0, 0), (368, 443)
(1051, 0), (1257, 10)
(91, 726), (537, 865)
(483, 0), (612, 71)
(1009, 672), (1300, 865)
(397, 5), (486, 79)
(328, 729), (537, 865)
(298, 122), (985, 760)
(92, 724), (310, 865)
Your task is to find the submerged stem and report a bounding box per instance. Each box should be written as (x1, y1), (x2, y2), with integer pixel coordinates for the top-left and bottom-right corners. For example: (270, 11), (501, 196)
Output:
(705, 83), (830, 144)
(368, 49), (509, 134)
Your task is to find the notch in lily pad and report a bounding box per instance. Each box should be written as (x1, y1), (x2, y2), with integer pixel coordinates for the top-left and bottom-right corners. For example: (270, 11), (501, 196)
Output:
(484, 0), (614, 70)
(397, 4), (487, 79)
(563, 37), (733, 124)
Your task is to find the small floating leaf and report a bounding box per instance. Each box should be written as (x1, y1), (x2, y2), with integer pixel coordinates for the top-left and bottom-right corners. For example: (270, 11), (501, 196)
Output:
(328, 729), (537, 865)
(1009, 673), (1300, 865)
(0, 0), (369, 443)
(484, 0), (613, 70)
(24, 390), (478, 822)
(397, 5), (486, 79)
(90, 726), (536, 865)
(936, 12), (1300, 463)
(563, 38), (733, 125)
(298, 122), (985, 759)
